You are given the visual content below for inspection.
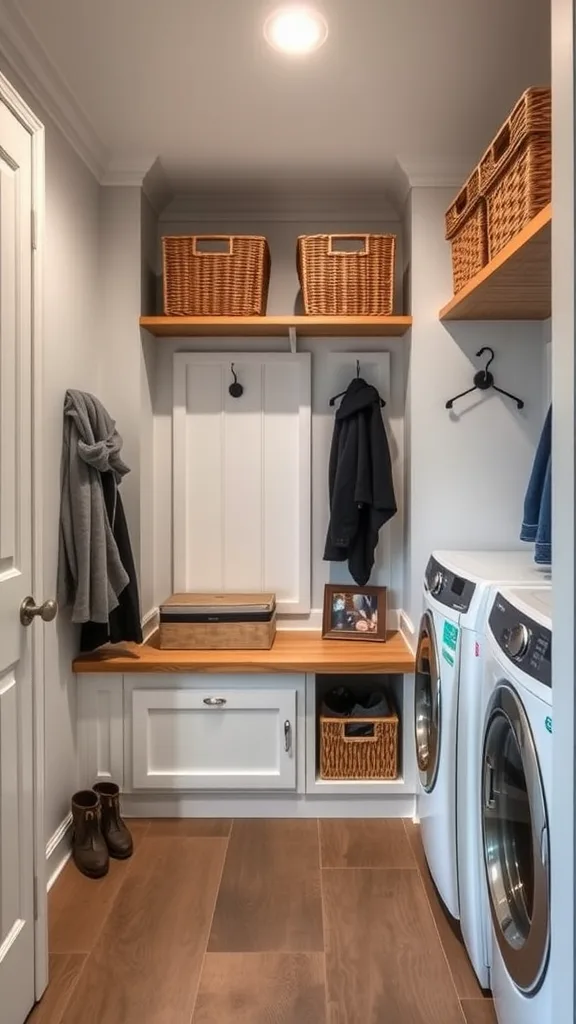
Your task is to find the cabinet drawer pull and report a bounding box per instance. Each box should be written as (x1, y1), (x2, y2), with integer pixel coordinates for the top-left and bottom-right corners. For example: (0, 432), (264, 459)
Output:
(203, 697), (227, 707)
(284, 720), (292, 752)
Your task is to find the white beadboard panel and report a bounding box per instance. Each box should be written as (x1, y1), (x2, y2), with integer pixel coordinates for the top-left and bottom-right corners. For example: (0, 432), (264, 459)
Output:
(173, 352), (311, 613)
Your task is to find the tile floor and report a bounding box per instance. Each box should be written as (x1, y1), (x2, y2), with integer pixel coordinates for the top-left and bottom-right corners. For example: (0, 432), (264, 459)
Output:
(28, 818), (497, 1024)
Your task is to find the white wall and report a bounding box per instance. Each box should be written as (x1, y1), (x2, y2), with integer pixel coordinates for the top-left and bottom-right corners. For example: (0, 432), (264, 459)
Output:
(551, 0), (575, 1018)
(151, 205), (406, 623)
(140, 194), (158, 619)
(404, 186), (548, 631)
(0, 61), (103, 844)
(99, 187), (156, 620)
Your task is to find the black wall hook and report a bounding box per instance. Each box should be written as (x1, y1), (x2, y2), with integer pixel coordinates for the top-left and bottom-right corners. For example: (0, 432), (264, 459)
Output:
(329, 359), (385, 408)
(446, 347), (524, 411)
(229, 363), (244, 399)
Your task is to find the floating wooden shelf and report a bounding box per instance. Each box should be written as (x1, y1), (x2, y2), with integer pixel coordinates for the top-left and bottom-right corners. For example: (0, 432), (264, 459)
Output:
(73, 629), (415, 675)
(139, 314), (412, 338)
(439, 204), (551, 321)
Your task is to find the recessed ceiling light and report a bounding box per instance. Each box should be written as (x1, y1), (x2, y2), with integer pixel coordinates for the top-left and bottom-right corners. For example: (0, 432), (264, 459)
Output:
(264, 5), (328, 56)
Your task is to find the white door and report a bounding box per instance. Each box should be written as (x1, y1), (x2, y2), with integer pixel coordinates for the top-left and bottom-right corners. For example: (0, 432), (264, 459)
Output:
(132, 688), (297, 790)
(0, 97), (36, 1024)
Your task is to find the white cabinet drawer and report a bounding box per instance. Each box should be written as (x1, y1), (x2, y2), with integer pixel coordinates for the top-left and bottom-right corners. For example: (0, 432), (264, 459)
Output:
(131, 687), (297, 791)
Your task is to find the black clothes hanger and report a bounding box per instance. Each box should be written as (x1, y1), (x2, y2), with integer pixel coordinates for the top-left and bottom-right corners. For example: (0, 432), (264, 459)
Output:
(445, 347), (524, 411)
(329, 360), (386, 408)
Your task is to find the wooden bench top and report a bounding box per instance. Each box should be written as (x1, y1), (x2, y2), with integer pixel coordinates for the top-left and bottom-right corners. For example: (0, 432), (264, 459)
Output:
(73, 630), (415, 675)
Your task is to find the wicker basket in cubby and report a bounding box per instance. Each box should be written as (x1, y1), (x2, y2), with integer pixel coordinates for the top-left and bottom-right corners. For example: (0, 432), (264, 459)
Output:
(319, 711), (399, 780)
(297, 233), (396, 315)
(479, 87), (551, 259)
(445, 167), (488, 294)
(162, 234), (270, 316)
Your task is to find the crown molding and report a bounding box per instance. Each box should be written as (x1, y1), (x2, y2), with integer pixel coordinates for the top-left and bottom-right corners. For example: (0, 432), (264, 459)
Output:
(101, 155), (158, 187)
(396, 156), (473, 192)
(161, 186), (401, 224)
(100, 157), (173, 212)
(0, 0), (107, 179)
(143, 158), (174, 214)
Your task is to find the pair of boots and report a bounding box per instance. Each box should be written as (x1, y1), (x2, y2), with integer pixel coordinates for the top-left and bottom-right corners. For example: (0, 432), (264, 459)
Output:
(71, 782), (133, 879)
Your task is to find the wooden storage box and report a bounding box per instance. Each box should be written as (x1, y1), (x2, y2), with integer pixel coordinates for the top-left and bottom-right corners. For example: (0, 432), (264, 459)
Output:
(162, 234), (271, 316)
(158, 593), (276, 650)
(445, 167), (488, 294)
(479, 87), (551, 259)
(297, 233), (396, 315)
(319, 709), (399, 780)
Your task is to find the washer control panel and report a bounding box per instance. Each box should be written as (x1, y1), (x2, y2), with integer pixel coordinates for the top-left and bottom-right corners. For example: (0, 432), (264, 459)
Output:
(489, 593), (552, 687)
(424, 556), (476, 612)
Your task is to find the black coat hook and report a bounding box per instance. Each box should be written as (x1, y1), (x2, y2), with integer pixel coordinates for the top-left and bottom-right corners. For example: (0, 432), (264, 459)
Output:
(446, 346), (524, 411)
(229, 363), (244, 399)
(329, 359), (385, 408)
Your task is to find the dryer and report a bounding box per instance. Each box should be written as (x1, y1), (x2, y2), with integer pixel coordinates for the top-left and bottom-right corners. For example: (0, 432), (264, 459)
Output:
(482, 587), (552, 1024)
(414, 551), (550, 963)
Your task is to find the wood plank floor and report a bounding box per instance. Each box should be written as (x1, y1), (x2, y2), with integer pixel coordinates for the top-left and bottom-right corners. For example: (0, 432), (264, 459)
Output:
(29, 819), (497, 1024)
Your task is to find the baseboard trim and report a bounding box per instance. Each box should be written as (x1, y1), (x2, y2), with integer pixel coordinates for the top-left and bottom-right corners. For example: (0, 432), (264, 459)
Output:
(45, 813), (73, 890)
(121, 793), (416, 819)
(399, 610), (417, 653)
(140, 606), (401, 637)
(141, 607), (159, 643)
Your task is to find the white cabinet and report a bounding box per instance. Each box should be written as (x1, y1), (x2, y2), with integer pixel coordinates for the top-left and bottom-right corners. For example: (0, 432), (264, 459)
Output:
(120, 672), (305, 793)
(131, 686), (297, 791)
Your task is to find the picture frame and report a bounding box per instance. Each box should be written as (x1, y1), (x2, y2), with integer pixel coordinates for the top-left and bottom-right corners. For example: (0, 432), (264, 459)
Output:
(321, 584), (387, 642)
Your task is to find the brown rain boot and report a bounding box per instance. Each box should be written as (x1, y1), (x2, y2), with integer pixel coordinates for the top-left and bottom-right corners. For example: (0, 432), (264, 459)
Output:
(92, 782), (133, 859)
(71, 791), (109, 879)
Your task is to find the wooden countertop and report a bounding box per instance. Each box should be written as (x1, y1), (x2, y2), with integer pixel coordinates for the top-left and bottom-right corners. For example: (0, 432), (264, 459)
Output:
(73, 630), (415, 675)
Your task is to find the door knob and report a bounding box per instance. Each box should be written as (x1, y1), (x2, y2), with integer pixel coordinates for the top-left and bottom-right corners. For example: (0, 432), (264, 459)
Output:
(20, 596), (58, 627)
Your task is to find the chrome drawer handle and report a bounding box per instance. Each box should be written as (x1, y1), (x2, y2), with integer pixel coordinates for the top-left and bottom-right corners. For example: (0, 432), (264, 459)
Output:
(284, 720), (292, 752)
(203, 697), (227, 707)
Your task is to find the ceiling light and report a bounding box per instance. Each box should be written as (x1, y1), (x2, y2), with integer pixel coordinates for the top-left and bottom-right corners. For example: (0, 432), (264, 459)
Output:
(264, 5), (328, 55)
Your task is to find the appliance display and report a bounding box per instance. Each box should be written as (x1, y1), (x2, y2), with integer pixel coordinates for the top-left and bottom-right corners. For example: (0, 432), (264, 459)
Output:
(482, 586), (552, 1024)
(415, 550), (550, 988)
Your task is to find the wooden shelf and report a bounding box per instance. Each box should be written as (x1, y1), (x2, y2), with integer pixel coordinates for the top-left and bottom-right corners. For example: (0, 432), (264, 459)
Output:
(73, 629), (415, 675)
(439, 204), (551, 321)
(139, 314), (412, 338)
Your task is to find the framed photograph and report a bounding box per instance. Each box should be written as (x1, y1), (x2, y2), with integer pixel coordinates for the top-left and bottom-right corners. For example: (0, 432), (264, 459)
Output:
(322, 585), (387, 642)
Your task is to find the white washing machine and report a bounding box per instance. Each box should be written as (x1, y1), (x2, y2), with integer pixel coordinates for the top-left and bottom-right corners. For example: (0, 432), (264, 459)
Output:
(414, 552), (550, 978)
(482, 587), (551, 1024)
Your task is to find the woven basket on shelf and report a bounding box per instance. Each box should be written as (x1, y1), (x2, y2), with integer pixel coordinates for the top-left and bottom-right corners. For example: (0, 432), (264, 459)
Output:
(297, 233), (396, 315)
(162, 235), (270, 316)
(319, 712), (399, 780)
(445, 167), (488, 294)
(479, 87), (551, 259)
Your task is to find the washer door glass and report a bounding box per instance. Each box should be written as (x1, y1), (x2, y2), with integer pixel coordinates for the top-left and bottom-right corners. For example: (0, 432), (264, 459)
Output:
(482, 683), (550, 994)
(414, 611), (441, 792)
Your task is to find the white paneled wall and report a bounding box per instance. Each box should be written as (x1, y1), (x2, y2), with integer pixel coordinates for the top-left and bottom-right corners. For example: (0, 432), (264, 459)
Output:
(172, 352), (311, 613)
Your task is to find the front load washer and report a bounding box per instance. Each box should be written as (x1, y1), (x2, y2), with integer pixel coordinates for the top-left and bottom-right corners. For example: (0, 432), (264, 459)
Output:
(415, 552), (550, 974)
(482, 587), (552, 1024)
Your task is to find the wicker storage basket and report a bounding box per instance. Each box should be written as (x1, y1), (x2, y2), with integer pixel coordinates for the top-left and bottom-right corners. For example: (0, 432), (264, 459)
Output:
(319, 711), (399, 780)
(479, 87), (551, 259)
(162, 235), (271, 316)
(445, 168), (488, 294)
(297, 234), (396, 315)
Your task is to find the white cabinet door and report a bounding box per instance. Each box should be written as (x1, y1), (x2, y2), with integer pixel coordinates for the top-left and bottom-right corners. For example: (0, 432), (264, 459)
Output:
(131, 688), (297, 790)
(0, 93), (35, 1024)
